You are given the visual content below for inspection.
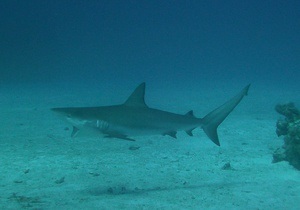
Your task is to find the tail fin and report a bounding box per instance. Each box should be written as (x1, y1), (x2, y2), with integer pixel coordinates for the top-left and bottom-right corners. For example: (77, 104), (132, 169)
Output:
(202, 84), (250, 146)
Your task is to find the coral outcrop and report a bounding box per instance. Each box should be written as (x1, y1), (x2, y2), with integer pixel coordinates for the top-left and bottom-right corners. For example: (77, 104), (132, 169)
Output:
(273, 103), (300, 170)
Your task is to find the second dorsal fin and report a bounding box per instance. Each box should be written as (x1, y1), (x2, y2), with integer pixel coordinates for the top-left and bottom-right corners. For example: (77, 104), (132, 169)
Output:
(185, 110), (195, 117)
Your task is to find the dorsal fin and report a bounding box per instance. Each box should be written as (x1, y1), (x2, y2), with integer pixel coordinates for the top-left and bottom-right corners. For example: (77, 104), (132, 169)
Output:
(185, 110), (195, 117)
(124, 83), (148, 107)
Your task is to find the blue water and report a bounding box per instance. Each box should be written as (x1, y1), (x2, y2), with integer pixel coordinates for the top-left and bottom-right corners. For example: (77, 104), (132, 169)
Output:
(1, 1), (300, 209)
(1, 0), (300, 90)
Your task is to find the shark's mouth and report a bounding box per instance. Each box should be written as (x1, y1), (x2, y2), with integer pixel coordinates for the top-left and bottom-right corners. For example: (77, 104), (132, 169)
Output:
(66, 116), (85, 126)
(67, 117), (110, 132)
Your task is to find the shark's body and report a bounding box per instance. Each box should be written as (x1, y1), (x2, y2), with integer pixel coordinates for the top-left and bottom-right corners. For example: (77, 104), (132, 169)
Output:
(52, 83), (250, 146)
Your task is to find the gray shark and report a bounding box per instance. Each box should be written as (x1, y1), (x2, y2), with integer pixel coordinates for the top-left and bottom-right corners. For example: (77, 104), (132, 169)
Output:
(51, 83), (250, 146)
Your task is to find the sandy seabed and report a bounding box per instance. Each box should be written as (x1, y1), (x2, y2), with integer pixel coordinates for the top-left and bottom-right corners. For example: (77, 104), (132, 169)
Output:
(1, 83), (300, 209)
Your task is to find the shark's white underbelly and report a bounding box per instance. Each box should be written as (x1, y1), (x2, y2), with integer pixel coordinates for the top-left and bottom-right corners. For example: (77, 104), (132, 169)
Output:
(68, 116), (200, 137)
(96, 120), (198, 136)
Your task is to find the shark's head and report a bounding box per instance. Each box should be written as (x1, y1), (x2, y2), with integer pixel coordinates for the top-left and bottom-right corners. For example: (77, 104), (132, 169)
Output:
(51, 107), (110, 135)
(51, 107), (88, 127)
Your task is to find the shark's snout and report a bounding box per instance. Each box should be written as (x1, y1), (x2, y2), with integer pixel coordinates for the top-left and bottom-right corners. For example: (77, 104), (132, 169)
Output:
(51, 107), (86, 127)
(51, 108), (72, 119)
(51, 108), (68, 114)
(51, 108), (62, 112)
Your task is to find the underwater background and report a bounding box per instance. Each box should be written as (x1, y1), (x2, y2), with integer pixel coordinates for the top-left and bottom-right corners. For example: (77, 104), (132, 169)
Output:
(1, 0), (300, 90)
(1, 1), (300, 209)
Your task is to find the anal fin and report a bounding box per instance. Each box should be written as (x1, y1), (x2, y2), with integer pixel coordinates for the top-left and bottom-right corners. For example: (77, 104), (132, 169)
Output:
(164, 131), (177, 139)
(185, 128), (195, 136)
(185, 110), (195, 117)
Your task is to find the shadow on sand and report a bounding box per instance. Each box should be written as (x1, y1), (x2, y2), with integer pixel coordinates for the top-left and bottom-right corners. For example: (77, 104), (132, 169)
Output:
(85, 181), (243, 196)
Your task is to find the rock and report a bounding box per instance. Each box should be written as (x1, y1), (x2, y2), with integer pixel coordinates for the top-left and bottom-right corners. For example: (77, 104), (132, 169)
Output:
(221, 162), (233, 170)
(275, 103), (300, 121)
(276, 120), (288, 136)
(272, 147), (286, 163)
(55, 177), (65, 184)
(274, 103), (300, 170)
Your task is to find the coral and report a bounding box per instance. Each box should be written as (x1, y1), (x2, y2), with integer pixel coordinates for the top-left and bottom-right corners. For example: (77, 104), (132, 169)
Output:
(275, 102), (300, 122)
(274, 103), (300, 170)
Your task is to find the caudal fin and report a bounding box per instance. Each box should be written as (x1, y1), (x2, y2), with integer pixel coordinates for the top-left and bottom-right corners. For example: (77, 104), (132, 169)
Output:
(202, 84), (250, 146)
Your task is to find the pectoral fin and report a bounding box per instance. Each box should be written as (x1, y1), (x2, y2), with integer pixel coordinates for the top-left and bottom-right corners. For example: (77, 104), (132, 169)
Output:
(104, 133), (135, 141)
(71, 126), (79, 137)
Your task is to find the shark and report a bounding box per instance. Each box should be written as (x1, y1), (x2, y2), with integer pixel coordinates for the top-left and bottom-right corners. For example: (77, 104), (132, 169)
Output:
(51, 83), (250, 146)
